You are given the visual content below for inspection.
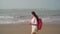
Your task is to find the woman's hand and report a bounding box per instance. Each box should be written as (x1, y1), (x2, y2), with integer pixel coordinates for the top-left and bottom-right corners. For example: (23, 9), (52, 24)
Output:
(26, 21), (31, 25)
(29, 23), (37, 26)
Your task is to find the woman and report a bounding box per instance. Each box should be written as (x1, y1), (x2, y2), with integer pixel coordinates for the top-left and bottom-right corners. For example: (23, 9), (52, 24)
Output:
(30, 11), (39, 34)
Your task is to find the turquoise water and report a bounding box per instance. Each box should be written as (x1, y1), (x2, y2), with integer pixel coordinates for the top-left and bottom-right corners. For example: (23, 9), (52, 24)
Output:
(0, 9), (60, 24)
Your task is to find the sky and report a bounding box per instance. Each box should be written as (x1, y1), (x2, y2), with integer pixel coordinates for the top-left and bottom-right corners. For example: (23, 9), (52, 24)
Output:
(0, 0), (60, 10)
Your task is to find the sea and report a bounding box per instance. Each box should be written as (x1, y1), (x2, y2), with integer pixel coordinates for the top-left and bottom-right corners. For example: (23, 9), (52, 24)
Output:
(0, 9), (60, 24)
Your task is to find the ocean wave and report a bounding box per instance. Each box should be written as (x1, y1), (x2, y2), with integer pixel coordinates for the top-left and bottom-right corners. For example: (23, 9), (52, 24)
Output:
(42, 17), (55, 22)
(0, 16), (14, 19)
(0, 16), (60, 24)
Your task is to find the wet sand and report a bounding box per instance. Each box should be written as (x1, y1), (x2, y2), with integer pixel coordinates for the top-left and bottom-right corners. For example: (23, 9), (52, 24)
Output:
(0, 24), (60, 34)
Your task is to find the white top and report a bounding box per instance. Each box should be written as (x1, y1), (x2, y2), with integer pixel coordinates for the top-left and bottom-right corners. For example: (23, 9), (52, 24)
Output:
(31, 18), (38, 29)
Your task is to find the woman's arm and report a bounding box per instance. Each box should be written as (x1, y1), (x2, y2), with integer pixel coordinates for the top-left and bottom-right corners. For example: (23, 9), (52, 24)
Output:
(26, 20), (37, 26)
(30, 23), (37, 26)
(26, 21), (36, 25)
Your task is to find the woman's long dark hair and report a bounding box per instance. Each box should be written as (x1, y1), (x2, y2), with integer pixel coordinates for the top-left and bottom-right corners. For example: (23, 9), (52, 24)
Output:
(31, 11), (39, 23)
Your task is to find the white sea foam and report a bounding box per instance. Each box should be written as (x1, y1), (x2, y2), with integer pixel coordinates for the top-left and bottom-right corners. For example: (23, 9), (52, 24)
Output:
(0, 16), (14, 19)
(0, 16), (60, 24)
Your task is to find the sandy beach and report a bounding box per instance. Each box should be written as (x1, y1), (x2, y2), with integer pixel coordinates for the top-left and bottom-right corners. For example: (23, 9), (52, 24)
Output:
(0, 24), (60, 34)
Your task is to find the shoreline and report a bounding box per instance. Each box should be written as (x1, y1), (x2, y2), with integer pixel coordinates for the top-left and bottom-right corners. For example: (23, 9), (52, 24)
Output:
(0, 23), (60, 34)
